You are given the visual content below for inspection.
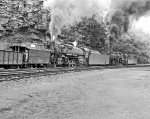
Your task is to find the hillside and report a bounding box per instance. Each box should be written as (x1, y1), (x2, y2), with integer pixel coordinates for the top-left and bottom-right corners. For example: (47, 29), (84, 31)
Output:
(0, 0), (50, 46)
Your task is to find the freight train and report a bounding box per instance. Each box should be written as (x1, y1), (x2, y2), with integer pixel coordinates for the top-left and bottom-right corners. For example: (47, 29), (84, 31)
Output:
(0, 42), (137, 69)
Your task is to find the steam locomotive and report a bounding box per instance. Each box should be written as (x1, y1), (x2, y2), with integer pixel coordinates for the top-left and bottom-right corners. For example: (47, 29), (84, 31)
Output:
(0, 42), (137, 69)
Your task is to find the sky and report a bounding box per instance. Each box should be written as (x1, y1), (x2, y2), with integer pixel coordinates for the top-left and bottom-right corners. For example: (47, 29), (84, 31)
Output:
(134, 16), (150, 34)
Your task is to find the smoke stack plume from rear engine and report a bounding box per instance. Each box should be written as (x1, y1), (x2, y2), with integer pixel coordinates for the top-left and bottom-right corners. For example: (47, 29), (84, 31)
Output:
(107, 0), (150, 33)
(44, 0), (103, 40)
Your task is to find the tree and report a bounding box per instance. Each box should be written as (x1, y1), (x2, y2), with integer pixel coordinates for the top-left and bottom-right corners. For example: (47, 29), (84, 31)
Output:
(112, 32), (149, 63)
(62, 14), (108, 52)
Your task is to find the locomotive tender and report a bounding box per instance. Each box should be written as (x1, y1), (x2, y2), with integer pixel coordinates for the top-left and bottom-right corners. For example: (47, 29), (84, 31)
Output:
(0, 42), (137, 69)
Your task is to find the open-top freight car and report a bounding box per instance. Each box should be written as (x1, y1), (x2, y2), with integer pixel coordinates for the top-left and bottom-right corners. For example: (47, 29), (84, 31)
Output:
(109, 52), (137, 65)
(109, 52), (128, 65)
(0, 50), (23, 69)
(88, 50), (110, 65)
(127, 54), (137, 65)
(9, 44), (51, 68)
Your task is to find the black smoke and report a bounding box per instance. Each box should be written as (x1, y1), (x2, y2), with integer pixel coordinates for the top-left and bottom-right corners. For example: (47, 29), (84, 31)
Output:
(107, 0), (150, 34)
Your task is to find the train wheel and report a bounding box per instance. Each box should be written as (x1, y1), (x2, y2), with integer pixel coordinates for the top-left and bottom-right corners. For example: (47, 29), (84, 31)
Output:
(23, 64), (27, 68)
(15, 65), (19, 69)
(12, 65), (17, 69)
(37, 64), (40, 68)
(47, 64), (51, 68)
(51, 63), (56, 68)
(11, 66), (15, 69)
(19, 65), (23, 69)
(54, 64), (57, 68)
(11, 66), (14, 69)
(27, 65), (32, 68)
(30, 65), (34, 69)
(4, 66), (8, 69)
(68, 60), (72, 67)
(43, 65), (47, 68)
(16, 66), (19, 69)
(32, 65), (35, 68)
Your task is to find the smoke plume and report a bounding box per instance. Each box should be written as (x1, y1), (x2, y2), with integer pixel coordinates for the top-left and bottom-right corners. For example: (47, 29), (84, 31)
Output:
(44, 0), (103, 40)
(106, 0), (150, 33)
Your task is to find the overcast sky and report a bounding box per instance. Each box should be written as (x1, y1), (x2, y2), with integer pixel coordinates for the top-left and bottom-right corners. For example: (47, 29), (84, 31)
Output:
(134, 16), (150, 34)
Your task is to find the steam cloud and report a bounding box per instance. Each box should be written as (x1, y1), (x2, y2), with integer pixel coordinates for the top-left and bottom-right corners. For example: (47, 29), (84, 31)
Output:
(44, 0), (103, 40)
(107, 0), (150, 33)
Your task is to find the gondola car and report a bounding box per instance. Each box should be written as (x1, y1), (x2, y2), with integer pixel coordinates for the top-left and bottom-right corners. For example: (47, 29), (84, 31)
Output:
(0, 49), (23, 69)
(109, 52), (128, 65)
(88, 50), (110, 65)
(9, 44), (51, 68)
(127, 54), (137, 65)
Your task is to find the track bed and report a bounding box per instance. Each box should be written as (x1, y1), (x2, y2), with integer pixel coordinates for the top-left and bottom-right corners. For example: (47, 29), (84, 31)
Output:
(0, 64), (150, 82)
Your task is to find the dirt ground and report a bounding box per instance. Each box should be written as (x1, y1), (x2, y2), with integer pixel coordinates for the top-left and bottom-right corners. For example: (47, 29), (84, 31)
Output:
(0, 67), (150, 119)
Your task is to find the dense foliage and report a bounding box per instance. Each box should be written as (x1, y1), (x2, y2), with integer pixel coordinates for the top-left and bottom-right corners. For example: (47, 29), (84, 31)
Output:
(112, 31), (150, 63)
(62, 15), (108, 53)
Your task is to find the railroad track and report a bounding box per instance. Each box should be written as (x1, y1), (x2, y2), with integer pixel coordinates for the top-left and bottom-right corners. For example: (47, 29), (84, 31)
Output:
(0, 67), (95, 82)
(0, 64), (150, 82)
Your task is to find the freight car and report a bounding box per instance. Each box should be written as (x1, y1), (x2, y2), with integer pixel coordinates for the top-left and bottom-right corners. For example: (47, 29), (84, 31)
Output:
(109, 52), (137, 65)
(0, 49), (23, 69)
(9, 44), (51, 68)
(127, 54), (137, 65)
(88, 50), (110, 65)
(109, 52), (128, 65)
